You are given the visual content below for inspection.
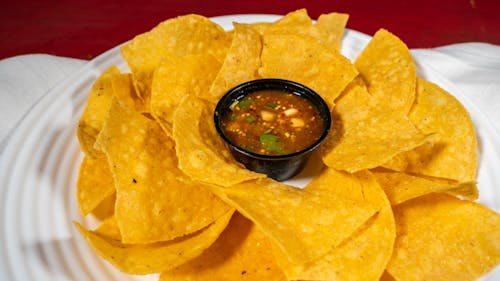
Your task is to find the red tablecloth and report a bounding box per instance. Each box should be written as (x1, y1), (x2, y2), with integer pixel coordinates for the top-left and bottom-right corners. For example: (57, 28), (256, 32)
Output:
(1, 0), (500, 60)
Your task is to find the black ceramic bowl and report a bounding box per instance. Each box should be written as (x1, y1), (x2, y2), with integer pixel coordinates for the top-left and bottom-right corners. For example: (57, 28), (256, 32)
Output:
(214, 79), (331, 181)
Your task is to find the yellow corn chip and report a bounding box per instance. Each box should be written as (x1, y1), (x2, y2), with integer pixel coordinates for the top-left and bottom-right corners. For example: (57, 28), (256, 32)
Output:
(77, 66), (120, 158)
(275, 171), (395, 281)
(216, 168), (380, 264)
(172, 96), (265, 187)
(383, 78), (478, 182)
(90, 192), (116, 220)
(354, 28), (416, 114)
(258, 33), (358, 109)
(74, 209), (234, 275)
(95, 97), (231, 243)
(322, 79), (430, 172)
(250, 9), (312, 35)
(76, 156), (115, 216)
(372, 168), (478, 205)
(254, 9), (321, 41)
(387, 194), (500, 281)
(151, 53), (221, 134)
(160, 212), (287, 281)
(208, 23), (262, 103)
(274, 8), (312, 27)
(314, 12), (349, 51)
(94, 215), (121, 241)
(110, 72), (143, 112)
(252, 9), (348, 52)
(120, 14), (232, 104)
(380, 271), (398, 281)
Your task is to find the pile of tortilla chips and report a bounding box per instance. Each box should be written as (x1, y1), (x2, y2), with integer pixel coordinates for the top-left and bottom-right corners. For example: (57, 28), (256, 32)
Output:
(75, 9), (500, 281)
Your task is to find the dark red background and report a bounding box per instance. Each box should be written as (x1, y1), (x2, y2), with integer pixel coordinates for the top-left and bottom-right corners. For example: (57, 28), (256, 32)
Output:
(1, 0), (499, 60)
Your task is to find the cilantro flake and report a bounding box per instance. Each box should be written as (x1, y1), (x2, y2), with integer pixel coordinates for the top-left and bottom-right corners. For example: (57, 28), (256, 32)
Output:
(265, 101), (278, 108)
(238, 98), (253, 108)
(259, 133), (286, 154)
(246, 116), (257, 123)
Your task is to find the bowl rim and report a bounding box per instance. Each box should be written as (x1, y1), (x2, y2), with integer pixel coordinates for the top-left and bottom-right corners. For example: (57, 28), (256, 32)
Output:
(213, 78), (331, 161)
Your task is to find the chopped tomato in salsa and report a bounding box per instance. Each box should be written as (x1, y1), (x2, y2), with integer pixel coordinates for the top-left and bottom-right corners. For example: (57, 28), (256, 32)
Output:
(221, 90), (325, 156)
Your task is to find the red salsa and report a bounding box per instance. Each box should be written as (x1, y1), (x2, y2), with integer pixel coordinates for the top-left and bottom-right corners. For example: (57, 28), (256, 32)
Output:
(221, 90), (325, 156)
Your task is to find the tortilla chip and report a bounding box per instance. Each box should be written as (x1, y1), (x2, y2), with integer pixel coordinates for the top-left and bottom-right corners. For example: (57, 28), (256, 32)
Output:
(387, 194), (500, 281)
(110, 72), (143, 112)
(150, 53), (221, 134)
(120, 14), (232, 104)
(372, 168), (478, 205)
(250, 9), (312, 35)
(208, 23), (263, 103)
(252, 9), (348, 53)
(95, 97), (231, 243)
(275, 172), (395, 281)
(74, 209), (234, 275)
(314, 12), (349, 51)
(76, 156), (115, 216)
(322, 79), (430, 172)
(383, 78), (478, 182)
(160, 212), (287, 281)
(255, 9), (321, 43)
(216, 168), (381, 264)
(172, 96), (265, 187)
(274, 8), (312, 27)
(258, 33), (358, 109)
(90, 192), (116, 220)
(354, 28), (416, 114)
(77, 66), (121, 158)
(94, 215), (121, 241)
(380, 271), (398, 281)
(446, 181), (479, 200)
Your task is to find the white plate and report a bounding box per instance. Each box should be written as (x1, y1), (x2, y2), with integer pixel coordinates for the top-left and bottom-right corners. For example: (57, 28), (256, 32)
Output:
(0, 14), (499, 281)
